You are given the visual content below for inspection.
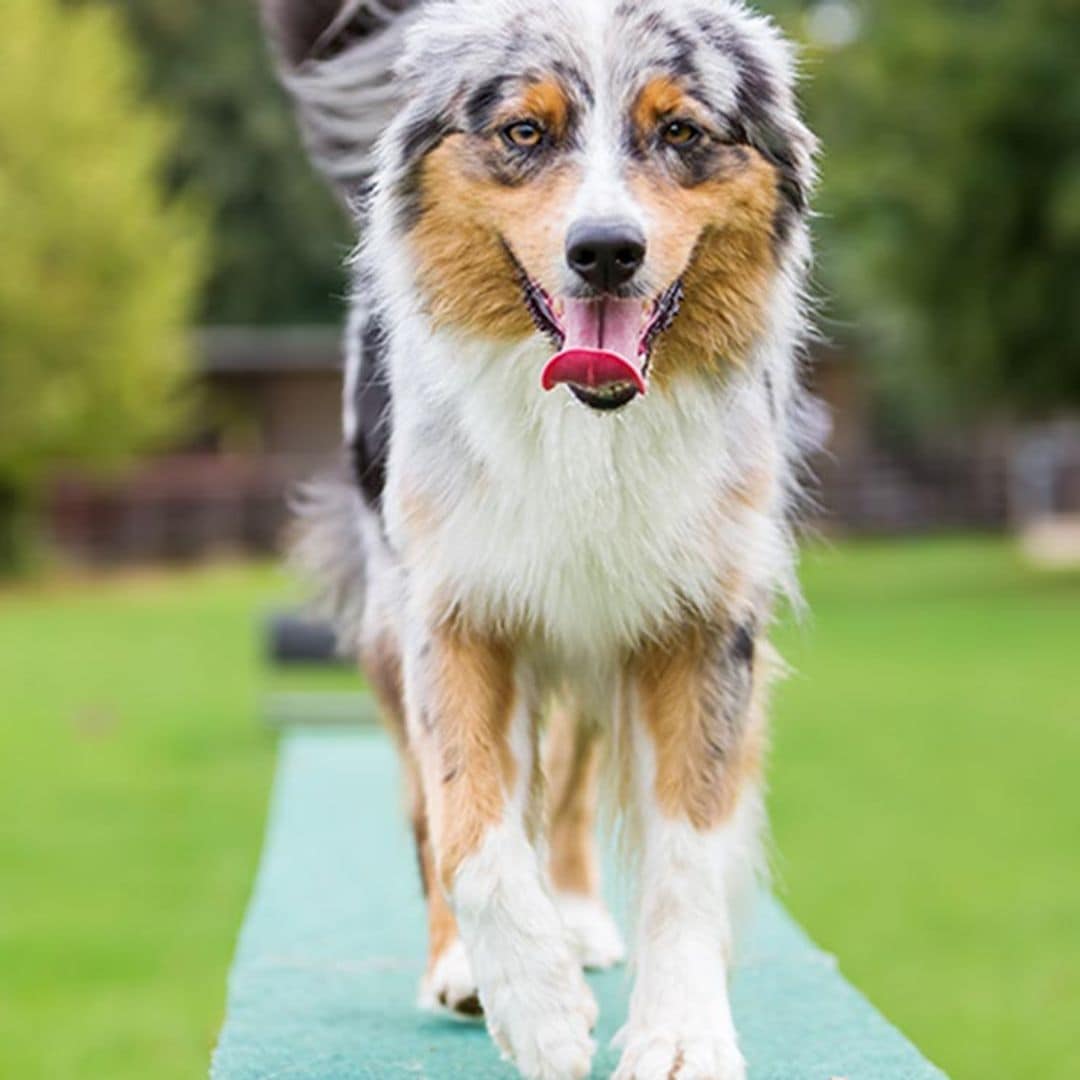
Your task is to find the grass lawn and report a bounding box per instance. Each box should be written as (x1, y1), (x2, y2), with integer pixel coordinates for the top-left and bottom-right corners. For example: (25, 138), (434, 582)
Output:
(1, 538), (1077, 1079)
(771, 538), (1080, 1080)
(0, 565), (293, 1080)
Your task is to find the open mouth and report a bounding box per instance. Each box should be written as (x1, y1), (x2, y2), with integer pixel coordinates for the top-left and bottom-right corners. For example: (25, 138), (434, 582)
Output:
(522, 278), (684, 412)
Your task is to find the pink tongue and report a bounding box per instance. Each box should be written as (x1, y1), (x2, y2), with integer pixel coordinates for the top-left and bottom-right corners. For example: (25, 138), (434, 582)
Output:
(541, 298), (647, 395)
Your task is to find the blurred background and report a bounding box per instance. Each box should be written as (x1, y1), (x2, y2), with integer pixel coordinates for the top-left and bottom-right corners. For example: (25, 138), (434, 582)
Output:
(1, 1), (1077, 1078)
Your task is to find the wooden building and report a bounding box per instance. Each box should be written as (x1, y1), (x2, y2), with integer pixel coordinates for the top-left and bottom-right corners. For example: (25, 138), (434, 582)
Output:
(46, 328), (344, 564)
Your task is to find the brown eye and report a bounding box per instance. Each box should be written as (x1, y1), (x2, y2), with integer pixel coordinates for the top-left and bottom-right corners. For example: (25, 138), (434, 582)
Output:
(502, 120), (545, 150)
(661, 120), (704, 148)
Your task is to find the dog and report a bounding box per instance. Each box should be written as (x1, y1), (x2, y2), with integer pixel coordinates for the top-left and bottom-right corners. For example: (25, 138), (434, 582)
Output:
(263, 2), (820, 1077)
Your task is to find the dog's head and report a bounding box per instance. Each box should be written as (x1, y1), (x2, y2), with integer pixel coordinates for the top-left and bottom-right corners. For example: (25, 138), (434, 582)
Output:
(379, 0), (816, 412)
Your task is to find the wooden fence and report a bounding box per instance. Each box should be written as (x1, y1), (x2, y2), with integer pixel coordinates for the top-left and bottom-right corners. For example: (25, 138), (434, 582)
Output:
(43, 445), (1038, 567)
(46, 455), (302, 565)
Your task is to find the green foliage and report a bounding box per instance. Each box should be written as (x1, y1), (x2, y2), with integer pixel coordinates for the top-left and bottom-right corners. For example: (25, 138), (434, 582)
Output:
(108, 1), (352, 325)
(0, 0), (205, 568)
(786, 0), (1080, 418)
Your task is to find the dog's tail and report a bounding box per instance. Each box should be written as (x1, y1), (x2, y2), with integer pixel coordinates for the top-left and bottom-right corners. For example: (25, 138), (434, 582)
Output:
(287, 472), (370, 658)
(260, 1), (423, 196)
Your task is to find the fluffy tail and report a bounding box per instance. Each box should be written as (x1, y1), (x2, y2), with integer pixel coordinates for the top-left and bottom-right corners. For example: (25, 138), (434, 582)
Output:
(260, 0), (422, 195)
(288, 473), (369, 658)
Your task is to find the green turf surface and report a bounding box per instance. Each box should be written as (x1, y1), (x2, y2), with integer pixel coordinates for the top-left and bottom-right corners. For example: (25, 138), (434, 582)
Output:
(1, 539), (1077, 1079)
(212, 731), (945, 1080)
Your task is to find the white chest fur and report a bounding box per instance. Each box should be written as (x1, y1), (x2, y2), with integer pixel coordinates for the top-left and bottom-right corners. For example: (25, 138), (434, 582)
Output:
(385, 328), (786, 657)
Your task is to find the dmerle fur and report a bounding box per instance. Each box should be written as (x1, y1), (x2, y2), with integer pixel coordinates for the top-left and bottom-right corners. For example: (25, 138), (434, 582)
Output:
(265, 3), (823, 1078)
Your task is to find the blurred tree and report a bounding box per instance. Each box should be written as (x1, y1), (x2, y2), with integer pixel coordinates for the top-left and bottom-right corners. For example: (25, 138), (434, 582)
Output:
(0, 0), (204, 572)
(107, 0), (351, 325)
(790, 0), (1080, 422)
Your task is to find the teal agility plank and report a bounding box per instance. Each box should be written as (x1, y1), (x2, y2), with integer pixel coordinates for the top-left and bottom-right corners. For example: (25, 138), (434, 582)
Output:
(212, 731), (947, 1079)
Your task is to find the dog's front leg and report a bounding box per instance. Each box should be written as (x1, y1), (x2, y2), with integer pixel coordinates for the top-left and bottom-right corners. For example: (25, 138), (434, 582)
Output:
(405, 619), (596, 1080)
(615, 619), (769, 1080)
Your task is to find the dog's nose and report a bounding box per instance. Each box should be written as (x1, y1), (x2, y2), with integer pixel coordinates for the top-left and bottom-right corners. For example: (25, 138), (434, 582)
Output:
(566, 219), (647, 292)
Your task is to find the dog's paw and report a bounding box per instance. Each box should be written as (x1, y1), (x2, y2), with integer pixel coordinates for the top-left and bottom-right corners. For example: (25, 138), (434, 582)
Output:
(484, 953), (597, 1079)
(418, 938), (483, 1020)
(556, 891), (626, 970)
(612, 1019), (746, 1080)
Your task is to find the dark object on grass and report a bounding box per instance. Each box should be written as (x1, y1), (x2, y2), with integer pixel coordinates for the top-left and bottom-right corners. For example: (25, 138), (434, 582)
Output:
(266, 611), (344, 667)
(262, 611), (376, 730)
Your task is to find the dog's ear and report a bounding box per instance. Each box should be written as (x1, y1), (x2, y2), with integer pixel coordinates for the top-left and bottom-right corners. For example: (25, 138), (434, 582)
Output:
(259, 1), (423, 197)
(700, 11), (819, 221)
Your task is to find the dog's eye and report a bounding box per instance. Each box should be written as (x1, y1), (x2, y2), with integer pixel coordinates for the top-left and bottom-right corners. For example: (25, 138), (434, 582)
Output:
(661, 120), (704, 149)
(502, 120), (545, 150)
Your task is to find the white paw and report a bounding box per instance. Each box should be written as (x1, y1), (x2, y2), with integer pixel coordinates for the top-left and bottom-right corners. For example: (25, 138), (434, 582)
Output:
(556, 891), (627, 970)
(418, 938), (483, 1020)
(454, 822), (598, 1078)
(613, 1018), (746, 1080)
(482, 949), (597, 1080)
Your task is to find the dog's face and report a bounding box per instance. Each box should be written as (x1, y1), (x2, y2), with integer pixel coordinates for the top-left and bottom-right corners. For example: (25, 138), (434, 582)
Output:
(386, 0), (815, 412)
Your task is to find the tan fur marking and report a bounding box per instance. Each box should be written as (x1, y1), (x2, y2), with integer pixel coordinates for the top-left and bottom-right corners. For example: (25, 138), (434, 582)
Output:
(668, 1048), (687, 1080)
(632, 76), (692, 140)
(630, 150), (780, 385)
(429, 624), (519, 890)
(360, 634), (466, 976)
(634, 623), (771, 830)
(401, 486), (439, 537)
(545, 708), (604, 897)
(412, 138), (579, 340)
(731, 465), (777, 512)
(362, 634), (406, 737)
(519, 79), (571, 141)
(407, 752), (462, 970)
(425, 856), (461, 967)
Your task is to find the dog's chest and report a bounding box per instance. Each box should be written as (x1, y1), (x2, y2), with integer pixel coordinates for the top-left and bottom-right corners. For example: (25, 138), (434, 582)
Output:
(395, 357), (748, 653)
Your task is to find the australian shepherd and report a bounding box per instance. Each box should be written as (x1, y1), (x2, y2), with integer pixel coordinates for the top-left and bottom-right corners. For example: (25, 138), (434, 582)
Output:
(262, 1), (820, 1077)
